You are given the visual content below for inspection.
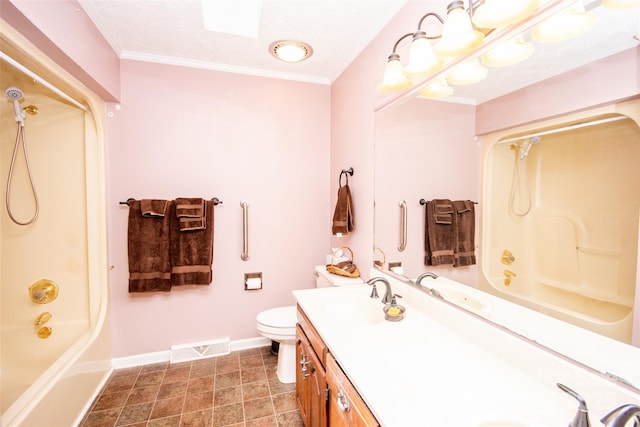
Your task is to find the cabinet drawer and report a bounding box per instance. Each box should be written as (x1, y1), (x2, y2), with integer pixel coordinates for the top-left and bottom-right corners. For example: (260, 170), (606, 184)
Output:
(326, 353), (379, 427)
(297, 305), (327, 367)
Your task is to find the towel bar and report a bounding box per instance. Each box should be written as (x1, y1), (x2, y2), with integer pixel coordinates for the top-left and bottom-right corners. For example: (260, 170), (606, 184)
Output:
(240, 200), (249, 261)
(120, 197), (223, 206)
(420, 198), (477, 205)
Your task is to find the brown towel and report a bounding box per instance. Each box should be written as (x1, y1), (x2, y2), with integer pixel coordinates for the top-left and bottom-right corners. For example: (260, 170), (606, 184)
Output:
(175, 197), (206, 231)
(127, 200), (173, 292)
(170, 199), (214, 286)
(424, 199), (456, 266)
(140, 199), (169, 217)
(453, 200), (476, 267)
(332, 184), (354, 235)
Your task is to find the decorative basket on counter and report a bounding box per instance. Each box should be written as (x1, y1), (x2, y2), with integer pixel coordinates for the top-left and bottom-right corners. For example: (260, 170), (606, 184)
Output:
(326, 246), (360, 278)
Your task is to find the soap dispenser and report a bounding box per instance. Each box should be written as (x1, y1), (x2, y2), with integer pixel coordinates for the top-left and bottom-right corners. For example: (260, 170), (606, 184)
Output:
(383, 294), (405, 321)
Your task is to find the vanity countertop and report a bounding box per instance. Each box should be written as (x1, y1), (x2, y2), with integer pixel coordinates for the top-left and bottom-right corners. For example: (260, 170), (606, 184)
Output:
(292, 273), (639, 427)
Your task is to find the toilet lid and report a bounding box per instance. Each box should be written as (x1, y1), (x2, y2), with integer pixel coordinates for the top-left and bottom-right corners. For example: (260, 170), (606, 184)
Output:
(257, 306), (297, 328)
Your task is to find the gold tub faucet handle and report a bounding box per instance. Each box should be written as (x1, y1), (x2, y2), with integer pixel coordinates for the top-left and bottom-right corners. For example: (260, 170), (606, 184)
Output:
(501, 250), (515, 265)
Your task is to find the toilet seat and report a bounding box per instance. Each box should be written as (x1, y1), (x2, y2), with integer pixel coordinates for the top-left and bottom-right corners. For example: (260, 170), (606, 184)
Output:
(256, 306), (297, 337)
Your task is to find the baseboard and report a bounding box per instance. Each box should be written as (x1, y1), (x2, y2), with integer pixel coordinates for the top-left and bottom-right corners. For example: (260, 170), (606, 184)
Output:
(111, 336), (271, 369)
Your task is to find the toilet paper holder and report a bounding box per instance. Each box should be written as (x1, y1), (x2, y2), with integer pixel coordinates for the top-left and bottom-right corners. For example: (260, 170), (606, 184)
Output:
(244, 272), (262, 290)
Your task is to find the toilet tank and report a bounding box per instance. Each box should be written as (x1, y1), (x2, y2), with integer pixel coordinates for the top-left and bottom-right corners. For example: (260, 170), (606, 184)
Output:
(314, 265), (364, 288)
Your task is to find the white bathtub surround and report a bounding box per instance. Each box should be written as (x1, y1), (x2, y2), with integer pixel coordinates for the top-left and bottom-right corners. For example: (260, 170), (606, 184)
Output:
(293, 270), (639, 426)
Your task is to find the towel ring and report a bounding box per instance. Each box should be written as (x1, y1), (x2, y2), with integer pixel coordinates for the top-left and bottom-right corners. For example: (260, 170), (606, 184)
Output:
(339, 167), (354, 187)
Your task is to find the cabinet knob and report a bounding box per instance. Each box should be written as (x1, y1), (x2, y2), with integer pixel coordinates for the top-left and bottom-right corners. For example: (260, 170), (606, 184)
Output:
(337, 391), (350, 412)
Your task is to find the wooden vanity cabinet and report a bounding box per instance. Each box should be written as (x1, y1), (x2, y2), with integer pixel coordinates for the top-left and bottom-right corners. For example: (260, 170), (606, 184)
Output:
(326, 353), (379, 427)
(296, 309), (328, 427)
(296, 305), (379, 427)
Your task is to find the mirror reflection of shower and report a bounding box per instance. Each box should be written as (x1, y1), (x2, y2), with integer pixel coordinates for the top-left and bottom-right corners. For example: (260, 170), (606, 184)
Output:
(509, 136), (540, 217)
(5, 86), (39, 226)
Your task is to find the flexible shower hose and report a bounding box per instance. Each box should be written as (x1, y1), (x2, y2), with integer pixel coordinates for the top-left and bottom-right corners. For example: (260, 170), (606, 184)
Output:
(6, 122), (39, 225)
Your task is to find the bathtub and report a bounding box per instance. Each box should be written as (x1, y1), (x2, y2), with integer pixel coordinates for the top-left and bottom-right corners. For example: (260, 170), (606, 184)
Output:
(1, 25), (111, 427)
(479, 102), (640, 345)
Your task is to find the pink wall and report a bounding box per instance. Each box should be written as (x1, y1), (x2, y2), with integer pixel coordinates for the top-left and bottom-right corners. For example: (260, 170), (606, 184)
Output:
(330, 2), (436, 273)
(106, 60), (331, 357)
(476, 47), (640, 135)
(3, 0), (121, 101)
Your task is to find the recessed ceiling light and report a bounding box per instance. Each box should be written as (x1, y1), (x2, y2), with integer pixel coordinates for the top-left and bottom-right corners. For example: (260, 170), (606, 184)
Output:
(269, 40), (313, 63)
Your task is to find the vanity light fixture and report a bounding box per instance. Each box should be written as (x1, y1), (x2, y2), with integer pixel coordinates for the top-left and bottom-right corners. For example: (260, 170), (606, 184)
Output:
(434, 1), (485, 57)
(377, 33), (414, 91)
(480, 34), (534, 67)
(447, 59), (488, 85)
(472, 0), (540, 29)
(404, 13), (445, 77)
(602, 0), (640, 8)
(531, 1), (597, 43)
(418, 78), (454, 99)
(269, 40), (313, 63)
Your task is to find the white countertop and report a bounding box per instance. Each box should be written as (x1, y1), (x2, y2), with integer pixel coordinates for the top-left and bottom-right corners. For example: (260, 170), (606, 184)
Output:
(293, 274), (639, 427)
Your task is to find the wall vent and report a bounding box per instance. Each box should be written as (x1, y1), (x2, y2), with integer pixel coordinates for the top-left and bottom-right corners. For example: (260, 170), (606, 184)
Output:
(170, 338), (231, 364)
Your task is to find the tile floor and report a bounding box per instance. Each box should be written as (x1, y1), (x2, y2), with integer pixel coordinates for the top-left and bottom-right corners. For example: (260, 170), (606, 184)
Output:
(79, 346), (304, 427)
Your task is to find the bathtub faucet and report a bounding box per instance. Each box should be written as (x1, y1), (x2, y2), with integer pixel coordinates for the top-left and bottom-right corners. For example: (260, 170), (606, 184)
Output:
(366, 277), (393, 304)
(600, 404), (640, 427)
(503, 269), (516, 286)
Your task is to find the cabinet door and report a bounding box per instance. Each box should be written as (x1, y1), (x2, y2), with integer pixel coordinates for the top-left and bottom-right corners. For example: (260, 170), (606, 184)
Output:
(296, 325), (327, 427)
(296, 326), (311, 424)
(326, 353), (379, 427)
(307, 342), (327, 427)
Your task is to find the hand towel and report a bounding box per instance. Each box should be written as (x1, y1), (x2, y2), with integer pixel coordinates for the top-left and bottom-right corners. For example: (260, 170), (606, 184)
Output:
(453, 200), (476, 267)
(332, 184), (354, 235)
(175, 197), (206, 231)
(127, 200), (173, 292)
(424, 199), (456, 266)
(170, 199), (214, 286)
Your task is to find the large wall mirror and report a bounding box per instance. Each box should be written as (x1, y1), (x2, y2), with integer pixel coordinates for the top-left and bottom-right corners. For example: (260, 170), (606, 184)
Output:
(374, 0), (640, 386)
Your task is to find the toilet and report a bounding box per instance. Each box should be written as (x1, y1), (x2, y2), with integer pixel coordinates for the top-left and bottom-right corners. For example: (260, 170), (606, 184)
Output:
(256, 265), (364, 383)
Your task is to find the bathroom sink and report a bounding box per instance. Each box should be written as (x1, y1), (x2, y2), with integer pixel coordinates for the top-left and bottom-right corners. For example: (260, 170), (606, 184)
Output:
(427, 280), (491, 316)
(319, 289), (385, 326)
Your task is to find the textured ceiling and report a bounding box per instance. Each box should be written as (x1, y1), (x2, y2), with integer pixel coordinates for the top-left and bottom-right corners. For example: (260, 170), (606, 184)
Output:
(78, 0), (409, 84)
(78, 1), (639, 103)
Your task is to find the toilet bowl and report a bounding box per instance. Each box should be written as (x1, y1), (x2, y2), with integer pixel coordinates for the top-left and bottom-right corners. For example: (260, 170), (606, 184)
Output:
(256, 306), (298, 383)
(256, 265), (364, 383)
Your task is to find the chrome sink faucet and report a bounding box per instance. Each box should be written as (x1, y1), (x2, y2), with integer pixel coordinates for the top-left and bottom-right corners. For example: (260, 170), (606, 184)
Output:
(601, 404), (640, 427)
(366, 277), (393, 304)
(415, 272), (442, 298)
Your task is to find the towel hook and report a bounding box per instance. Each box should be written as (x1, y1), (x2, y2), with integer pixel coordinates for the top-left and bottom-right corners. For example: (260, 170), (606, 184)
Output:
(339, 167), (354, 187)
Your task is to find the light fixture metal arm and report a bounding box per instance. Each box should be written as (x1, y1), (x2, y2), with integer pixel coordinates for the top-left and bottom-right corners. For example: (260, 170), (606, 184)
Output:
(416, 12), (445, 39)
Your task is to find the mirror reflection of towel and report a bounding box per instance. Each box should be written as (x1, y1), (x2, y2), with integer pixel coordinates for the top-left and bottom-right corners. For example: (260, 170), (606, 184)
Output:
(453, 200), (476, 267)
(425, 199), (456, 266)
(332, 184), (354, 235)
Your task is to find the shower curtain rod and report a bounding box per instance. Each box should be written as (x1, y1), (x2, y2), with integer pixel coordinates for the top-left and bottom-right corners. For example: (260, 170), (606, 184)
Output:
(496, 116), (628, 145)
(0, 51), (90, 112)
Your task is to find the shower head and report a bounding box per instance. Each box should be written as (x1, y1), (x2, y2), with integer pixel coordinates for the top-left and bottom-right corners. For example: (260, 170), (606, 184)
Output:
(5, 86), (23, 100)
(520, 136), (541, 159)
(5, 86), (25, 123)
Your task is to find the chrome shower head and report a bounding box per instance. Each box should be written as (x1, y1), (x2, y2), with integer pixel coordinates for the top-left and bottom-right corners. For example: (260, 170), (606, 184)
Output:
(5, 86), (25, 123)
(520, 136), (541, 159)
